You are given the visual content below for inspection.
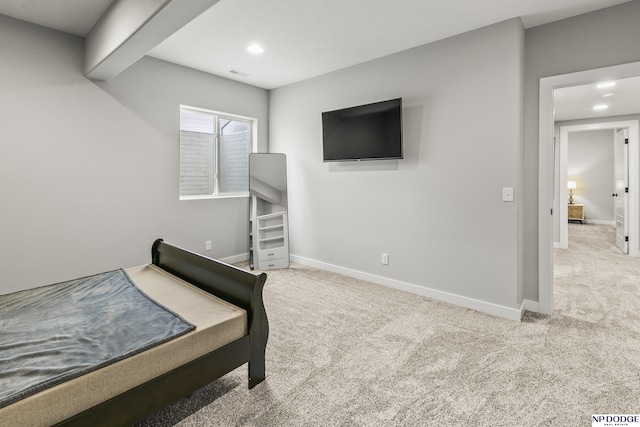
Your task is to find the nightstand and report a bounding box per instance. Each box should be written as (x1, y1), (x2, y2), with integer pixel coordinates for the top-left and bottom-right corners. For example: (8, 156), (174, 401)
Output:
(568, 204), (584, 223)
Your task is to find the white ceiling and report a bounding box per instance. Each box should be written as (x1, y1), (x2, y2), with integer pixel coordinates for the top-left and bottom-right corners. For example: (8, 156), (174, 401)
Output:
(0, 0), (113, 36)
(554, 76), (640, 122)
(0, 0), (638, 119)
(147, 0), (632, 90)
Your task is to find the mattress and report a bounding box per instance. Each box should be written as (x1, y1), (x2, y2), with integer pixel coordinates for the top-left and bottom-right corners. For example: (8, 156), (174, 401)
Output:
(0, 264), (248, 427)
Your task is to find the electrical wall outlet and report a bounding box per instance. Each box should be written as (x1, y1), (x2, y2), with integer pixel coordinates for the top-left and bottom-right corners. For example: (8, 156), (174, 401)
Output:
(381, 253), (389, 265)
(205, 240), (212, 251)
(502, 187), (514, 202)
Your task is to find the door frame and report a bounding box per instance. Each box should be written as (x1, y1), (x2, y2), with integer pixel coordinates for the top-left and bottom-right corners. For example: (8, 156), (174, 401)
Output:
(615, 128), (630, 254)
(538, 60), (640, 315)
(557, 121), (638, 250)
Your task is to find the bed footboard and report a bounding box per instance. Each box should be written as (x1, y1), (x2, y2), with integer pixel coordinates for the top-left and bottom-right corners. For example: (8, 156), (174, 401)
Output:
(54, 240), (268, 426)
(151, 239), (269, 387)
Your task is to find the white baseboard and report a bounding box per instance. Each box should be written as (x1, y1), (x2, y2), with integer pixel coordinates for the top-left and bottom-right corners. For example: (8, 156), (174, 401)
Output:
(584, 219), (615, 226)
(521, 299), (539, 313)
(291, 254), (526, 321)
(219, 252), (249, 264)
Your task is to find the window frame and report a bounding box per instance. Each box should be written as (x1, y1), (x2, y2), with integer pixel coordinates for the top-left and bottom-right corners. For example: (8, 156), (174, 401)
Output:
(179, 105), (257, 201)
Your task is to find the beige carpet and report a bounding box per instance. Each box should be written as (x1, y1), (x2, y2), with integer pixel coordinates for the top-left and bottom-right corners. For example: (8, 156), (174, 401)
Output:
(137, 224), (640, 426)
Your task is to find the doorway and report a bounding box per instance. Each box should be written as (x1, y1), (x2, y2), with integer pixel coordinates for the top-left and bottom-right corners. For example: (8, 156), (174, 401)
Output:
(557, 121), (638, 251)
(538, 60), (640, 315)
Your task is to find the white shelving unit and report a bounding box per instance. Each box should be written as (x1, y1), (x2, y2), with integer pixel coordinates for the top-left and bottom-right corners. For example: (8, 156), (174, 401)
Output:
(255, 212), (289, 270)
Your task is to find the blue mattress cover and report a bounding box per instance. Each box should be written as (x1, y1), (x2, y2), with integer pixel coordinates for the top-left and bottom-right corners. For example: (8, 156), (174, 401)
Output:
(0, 269), (195, 408)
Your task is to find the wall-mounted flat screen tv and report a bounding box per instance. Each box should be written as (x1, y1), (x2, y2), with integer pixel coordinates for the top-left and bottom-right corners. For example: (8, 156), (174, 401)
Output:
(322, 98), (403, 162)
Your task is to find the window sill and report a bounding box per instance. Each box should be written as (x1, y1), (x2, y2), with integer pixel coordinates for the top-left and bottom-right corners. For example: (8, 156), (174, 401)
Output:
(180, 193), (249, 201)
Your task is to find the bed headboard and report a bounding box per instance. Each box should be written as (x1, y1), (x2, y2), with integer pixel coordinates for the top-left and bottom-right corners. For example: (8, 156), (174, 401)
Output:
(151, 239), (268, 355)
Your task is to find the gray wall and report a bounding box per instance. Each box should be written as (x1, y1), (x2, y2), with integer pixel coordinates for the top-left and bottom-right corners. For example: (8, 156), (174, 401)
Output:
(270, 0), (640, 313)
(270, 19), (524, 312)
(0, 15), (269, 294)
(523, 1), (640, 301)
(4, 1), (640, 311)
(567, 130), (615, 223)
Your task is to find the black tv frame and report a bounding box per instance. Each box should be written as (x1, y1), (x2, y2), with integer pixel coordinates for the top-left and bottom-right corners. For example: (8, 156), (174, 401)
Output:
(322, 98), (403, 162)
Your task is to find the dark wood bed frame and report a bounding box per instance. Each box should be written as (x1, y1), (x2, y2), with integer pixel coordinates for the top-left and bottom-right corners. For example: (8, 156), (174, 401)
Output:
(55, 239), (269, 427)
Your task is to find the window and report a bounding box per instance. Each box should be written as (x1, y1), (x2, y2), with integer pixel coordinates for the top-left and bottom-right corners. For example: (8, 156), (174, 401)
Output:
(179, 106), (256, 199)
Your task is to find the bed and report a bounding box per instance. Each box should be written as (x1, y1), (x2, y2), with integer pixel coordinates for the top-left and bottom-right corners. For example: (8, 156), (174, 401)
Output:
(0, 239), (269, 426)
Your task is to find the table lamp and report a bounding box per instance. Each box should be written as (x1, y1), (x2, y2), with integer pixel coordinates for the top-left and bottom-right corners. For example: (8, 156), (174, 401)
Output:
(568, 181), (576, 204)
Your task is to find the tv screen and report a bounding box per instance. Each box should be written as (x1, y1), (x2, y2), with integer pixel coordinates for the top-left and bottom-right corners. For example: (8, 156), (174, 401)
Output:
(322, 98), (403, 162)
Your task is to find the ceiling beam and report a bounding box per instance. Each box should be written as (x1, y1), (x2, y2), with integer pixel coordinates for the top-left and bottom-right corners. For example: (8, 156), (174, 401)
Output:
(84, 0), (220, 81)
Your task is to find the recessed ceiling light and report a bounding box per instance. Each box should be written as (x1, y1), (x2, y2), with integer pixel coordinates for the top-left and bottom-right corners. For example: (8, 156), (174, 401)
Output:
(602, 92), (615, 98)
(596, 81), (616, 89)
(247, 44), (264, 54)
(593, 104), (609, 111)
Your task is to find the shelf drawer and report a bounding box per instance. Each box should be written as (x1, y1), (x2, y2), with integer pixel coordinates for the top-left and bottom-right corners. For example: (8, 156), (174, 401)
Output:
(258, 247), (287, 261)
(258, 257), (289, 270)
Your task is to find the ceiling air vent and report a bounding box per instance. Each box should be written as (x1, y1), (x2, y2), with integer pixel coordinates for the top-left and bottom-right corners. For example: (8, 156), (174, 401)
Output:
(229, 69), (250, 77)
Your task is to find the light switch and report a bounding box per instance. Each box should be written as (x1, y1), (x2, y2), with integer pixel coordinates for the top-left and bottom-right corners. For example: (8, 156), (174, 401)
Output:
(503, 187), (514, 202)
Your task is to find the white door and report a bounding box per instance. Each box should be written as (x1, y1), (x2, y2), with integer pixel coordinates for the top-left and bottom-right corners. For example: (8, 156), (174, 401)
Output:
(614, 128), (629, 253)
